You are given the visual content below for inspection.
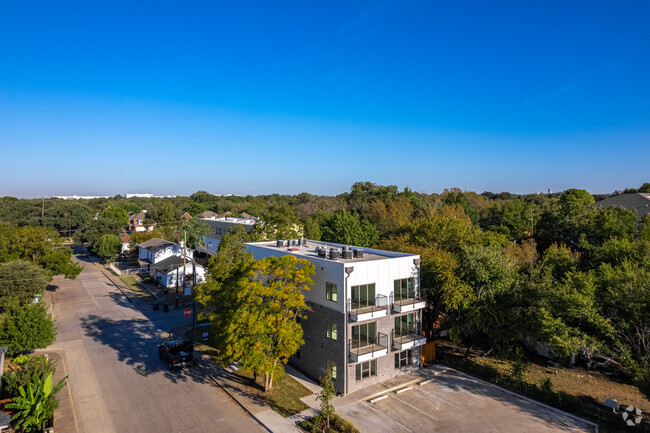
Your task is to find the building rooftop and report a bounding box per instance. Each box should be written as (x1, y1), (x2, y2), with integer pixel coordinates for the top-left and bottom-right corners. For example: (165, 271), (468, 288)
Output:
(595, 192), (650, 217)
(151, 255), (188, 273)
(246, 239), (416, 263)
(138, 238), (177, 253)
(200, 216), (257, 225)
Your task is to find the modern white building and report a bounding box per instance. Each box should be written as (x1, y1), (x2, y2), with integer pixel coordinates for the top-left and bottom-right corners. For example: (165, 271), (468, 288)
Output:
(246, 239), (426, 395)
(201, 216), (257, 253)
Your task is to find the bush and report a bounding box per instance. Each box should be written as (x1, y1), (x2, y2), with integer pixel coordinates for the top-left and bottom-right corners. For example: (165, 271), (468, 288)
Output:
(2, 355), (55, 398)
(0, 299), (56, 356)
(300, 414), (359, 433)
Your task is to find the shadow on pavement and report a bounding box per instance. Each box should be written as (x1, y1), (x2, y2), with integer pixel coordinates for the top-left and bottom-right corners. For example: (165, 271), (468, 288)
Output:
(80, 313), (212, 386)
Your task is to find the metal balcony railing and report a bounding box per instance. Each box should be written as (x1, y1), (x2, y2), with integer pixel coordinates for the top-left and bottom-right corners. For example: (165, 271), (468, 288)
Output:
(391, 327), (426, 350)
(347, 294), (388, 317)
(349, 332), (388, 359)
(390, 291), (424, 309)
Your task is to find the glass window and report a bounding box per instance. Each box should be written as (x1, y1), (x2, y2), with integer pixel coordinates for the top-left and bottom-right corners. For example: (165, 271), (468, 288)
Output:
(355, 360), (377, 381)
(326, 282), (338, 302)
(394, 349), (413, 368)
(326, 321), (337, 341)
(351, 322), (376, 349)
(394, 313), (415, 338)
(351, 283), (376, 309)
(327, 359), (337, 380)
(394, 278), (415, 301)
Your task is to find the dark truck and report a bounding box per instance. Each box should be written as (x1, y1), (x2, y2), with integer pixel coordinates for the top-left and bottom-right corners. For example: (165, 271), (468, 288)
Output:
(158, 339), (194, 369)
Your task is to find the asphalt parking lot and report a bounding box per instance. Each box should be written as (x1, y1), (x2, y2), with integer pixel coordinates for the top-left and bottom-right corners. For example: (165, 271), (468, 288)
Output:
(334, 365), (597, 433)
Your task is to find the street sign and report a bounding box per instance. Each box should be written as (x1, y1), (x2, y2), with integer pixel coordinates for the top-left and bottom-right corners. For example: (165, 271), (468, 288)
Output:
(184, 309), (192, 317)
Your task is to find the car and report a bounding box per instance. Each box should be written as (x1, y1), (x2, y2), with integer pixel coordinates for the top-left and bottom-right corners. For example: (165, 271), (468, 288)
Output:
(158, 339), (194, 370)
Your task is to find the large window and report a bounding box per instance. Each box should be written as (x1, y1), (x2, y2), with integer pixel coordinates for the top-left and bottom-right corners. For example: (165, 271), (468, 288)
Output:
(351, 283), (376, 309)
(326, 282), (338, 302)
(394, 350), (413, 368)
(351, 322), (376, 349)
(394, 313), (415, 338)
(394, 278), (415, 301)
(327, 359), (337, 380)
(355, 360), (377, 381)
(326, 321), (337, 341)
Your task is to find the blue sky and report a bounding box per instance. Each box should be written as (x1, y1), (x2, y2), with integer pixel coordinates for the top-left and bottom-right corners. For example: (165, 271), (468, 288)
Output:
(1, 1), (649, 197)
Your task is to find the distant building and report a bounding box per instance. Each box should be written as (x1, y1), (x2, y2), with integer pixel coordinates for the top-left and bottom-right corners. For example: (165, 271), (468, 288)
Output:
(53, 195), (111, 200)
(595, 193), (650, 217)
(126, 193), (154, 198)
(118, 232), (131, 253)
(201, 216), (257, 253)
(246, 239), (425, 395)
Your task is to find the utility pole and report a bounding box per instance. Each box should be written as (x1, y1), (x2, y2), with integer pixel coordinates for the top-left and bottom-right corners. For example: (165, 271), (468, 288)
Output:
(183, 232), (187, 306)
(175, 267), (179, 308)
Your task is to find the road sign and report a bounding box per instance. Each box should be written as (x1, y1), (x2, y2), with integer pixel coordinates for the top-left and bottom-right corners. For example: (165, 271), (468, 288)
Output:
(184, 309), (192, 317)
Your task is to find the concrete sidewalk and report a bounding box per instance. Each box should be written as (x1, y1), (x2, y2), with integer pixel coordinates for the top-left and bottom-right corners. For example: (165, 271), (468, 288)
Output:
(193, 350), (303, 432)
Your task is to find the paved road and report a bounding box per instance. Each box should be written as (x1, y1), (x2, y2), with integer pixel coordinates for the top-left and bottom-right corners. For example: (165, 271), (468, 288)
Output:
(48, 249), (264, 433)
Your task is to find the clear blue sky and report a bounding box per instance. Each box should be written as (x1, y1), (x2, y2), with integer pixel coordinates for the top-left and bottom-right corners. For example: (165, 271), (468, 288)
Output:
(1, 1), (649, 197)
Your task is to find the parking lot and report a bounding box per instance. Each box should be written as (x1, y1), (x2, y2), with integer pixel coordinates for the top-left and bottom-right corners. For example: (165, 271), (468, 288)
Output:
(334, 365), (597, 433)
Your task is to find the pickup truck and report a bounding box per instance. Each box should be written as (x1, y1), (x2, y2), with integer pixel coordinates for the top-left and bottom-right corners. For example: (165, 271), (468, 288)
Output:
(158, 339), (194, 369)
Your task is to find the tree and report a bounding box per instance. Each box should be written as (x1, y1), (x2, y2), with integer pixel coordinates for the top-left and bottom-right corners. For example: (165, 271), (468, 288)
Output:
(74, 218), (122, 247)
(6, 371), (66, 433)
(316, 369), (336, 430)
(0, 261), (49, 311)
(321, 210), (379, 247)
(101, 207), (128, 225)
(198, 243), (315, 392)
(0, 300), (57, 356)
(93, 234), (121, 259)
(181, 218), (211, 248)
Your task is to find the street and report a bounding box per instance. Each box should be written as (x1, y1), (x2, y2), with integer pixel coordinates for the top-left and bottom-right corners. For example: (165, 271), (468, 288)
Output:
(47, 248), (264, 433)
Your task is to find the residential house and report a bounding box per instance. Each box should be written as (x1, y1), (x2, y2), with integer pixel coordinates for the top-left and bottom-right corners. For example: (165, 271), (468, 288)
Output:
(118, 232), (131, 254)
(128, 211), (156, 232)
(595, 192), (650, 217)
(246, 239), (426, 395)
(137, 238), (204, 288)
(197, 210), (219, 219)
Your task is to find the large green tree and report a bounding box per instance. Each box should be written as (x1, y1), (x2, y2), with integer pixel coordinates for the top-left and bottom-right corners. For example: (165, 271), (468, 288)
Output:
(0, 261), (49, 311)
(321, 210), (379, 247)
(93, 234), (121, 259)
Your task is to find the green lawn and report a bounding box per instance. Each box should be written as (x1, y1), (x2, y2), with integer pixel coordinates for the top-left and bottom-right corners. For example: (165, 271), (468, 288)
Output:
(119, 275), (155, 303)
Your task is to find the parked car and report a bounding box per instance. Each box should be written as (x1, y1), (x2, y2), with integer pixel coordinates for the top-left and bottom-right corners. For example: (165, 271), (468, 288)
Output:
(158, 339), (194, 369)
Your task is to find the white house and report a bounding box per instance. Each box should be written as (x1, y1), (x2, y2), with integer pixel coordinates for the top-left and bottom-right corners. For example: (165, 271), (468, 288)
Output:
(137, 238), (194, 274)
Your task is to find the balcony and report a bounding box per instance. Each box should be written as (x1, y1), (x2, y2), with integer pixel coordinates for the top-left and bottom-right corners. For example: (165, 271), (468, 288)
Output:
(347, 295), (388, 322)
(349, 332), (388, 363)
(392, 328), (427, 351)
(390, 291), (426, 313)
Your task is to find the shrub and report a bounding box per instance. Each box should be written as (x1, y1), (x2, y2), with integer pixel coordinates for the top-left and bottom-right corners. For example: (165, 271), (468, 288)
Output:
(2, 355), (55, 399)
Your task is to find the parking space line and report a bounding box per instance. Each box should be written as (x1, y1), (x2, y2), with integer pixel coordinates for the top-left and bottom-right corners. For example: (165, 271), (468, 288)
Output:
(416, 387), (463, 410)
(388, 394), (439, 421)
(360, 401), (414, 433)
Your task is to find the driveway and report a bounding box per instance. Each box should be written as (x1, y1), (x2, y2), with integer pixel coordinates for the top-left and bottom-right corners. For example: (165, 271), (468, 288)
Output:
(47, 249), (264, 433)
(334, 365), (598, 433)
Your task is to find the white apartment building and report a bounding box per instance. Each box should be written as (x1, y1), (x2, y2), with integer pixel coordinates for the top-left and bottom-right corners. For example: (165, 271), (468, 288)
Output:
(246, 239), (426, 395)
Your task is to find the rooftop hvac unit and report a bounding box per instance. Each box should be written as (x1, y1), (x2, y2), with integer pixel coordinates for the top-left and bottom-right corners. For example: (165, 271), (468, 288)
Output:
(330, 248), (341, 260)
(342, 248), (353, 259)
(353, 248), (364, 258)
(276, 240), (285, 247)
(290, 239), (297, 247)
(317, 247), (327, 258)
(300, 238), (307, 246)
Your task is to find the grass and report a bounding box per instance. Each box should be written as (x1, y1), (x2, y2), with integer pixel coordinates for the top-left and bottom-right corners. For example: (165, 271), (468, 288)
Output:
(186, 329), (313, 418)
(234, 368), (311, 417)
(119, 275), (155, 303)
